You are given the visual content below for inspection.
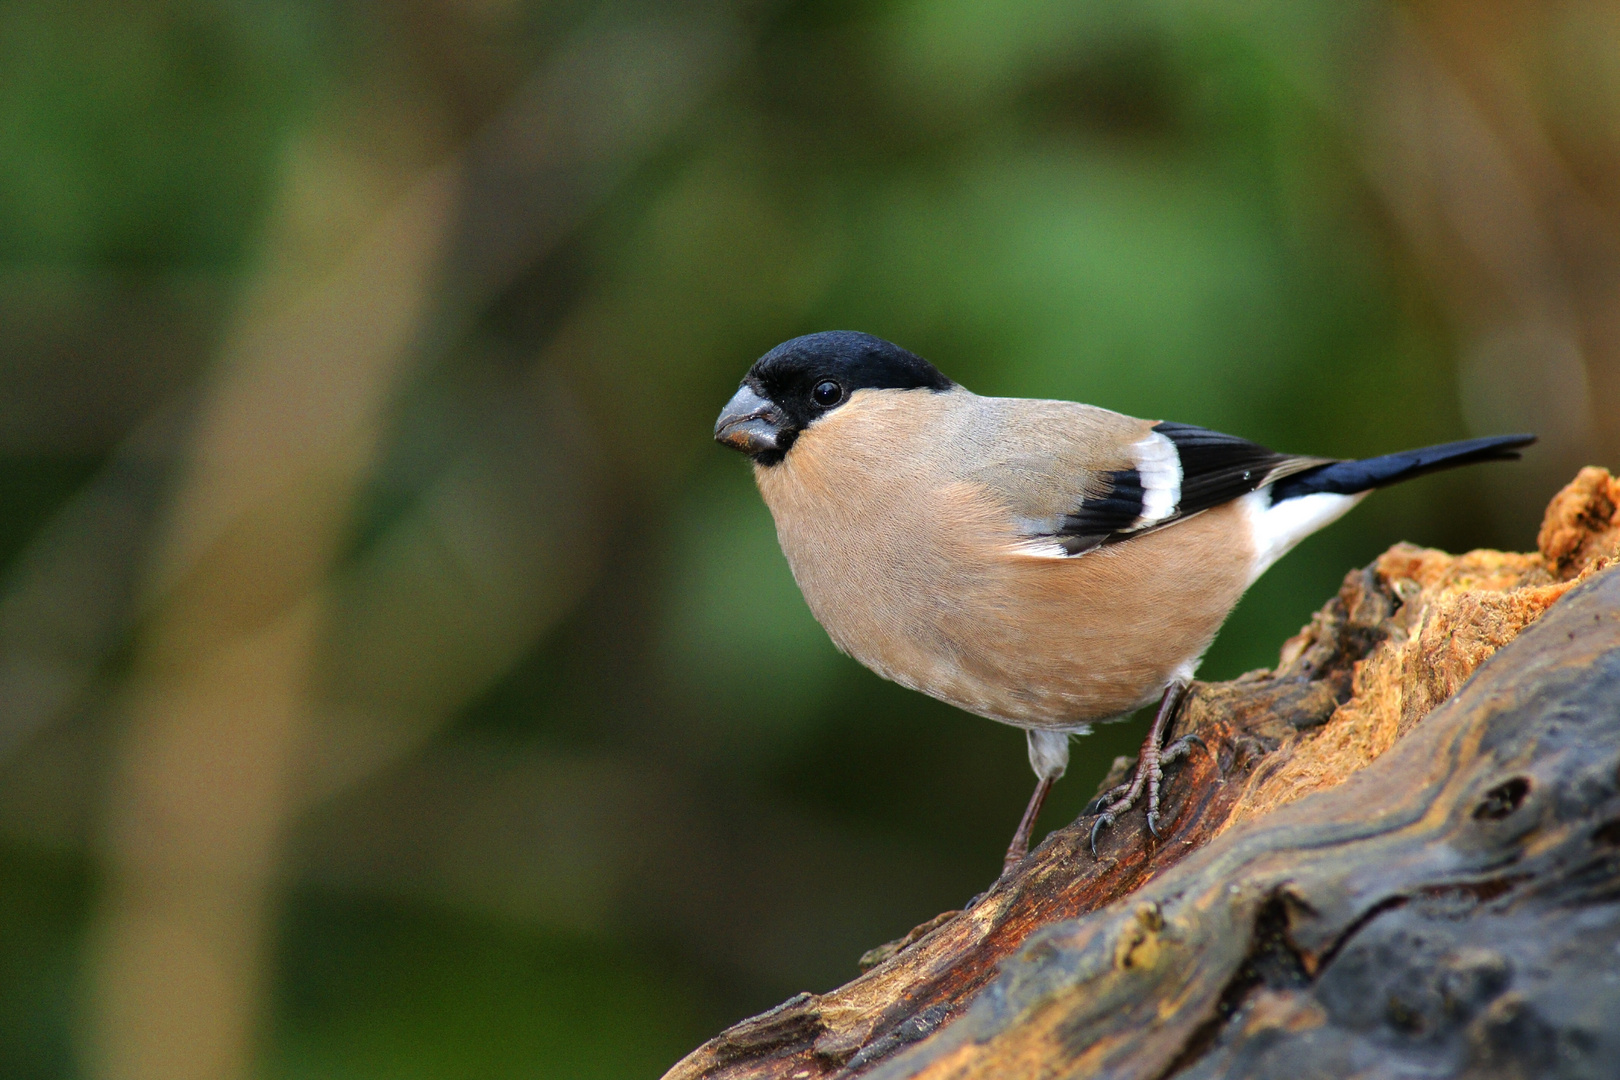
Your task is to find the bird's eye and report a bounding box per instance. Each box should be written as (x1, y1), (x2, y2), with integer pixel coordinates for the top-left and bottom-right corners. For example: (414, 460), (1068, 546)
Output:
(812, 380), (843, 407)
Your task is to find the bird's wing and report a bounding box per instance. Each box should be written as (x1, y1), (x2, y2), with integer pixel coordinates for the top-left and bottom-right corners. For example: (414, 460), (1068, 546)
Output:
(965, 401), (1332, 557)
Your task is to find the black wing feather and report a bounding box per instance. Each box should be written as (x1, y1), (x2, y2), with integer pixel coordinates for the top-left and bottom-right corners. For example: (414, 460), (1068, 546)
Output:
(1039, 423), (1308, 554)
(1055, 467), (1143, 553)
(1028, 423), (1532, 558)
(1152, 422), (1299, 518)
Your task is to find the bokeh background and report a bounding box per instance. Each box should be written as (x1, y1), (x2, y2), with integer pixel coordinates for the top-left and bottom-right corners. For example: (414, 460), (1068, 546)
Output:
(1, 1), (1616, 1077)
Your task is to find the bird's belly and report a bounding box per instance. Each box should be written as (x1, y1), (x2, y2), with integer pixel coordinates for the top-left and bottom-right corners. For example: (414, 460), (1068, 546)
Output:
(759, 461), (1256, 729)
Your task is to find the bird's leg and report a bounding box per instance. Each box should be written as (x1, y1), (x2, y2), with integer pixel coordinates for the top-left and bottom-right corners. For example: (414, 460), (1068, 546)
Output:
(1004, 729), (1070, 874)
(1002, 775), (1055, 874)
(1089, 680), (1203, 856)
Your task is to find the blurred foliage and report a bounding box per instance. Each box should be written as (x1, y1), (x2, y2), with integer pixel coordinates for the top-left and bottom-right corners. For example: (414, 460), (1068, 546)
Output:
(269, 895), (708, 1080)
(0, 1), (1612, 1078)
(0, 0), (317, 267)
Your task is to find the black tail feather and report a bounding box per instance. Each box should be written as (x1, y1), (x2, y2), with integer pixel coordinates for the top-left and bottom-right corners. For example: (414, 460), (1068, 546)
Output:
(1270, 434), (1536, 503)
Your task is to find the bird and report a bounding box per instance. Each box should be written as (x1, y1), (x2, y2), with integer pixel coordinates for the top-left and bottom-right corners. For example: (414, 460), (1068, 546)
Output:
(713, 330), (1533, 873)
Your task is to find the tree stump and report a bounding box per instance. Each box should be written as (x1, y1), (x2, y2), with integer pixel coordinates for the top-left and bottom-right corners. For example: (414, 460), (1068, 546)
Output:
(665, 468), (1620, 1080)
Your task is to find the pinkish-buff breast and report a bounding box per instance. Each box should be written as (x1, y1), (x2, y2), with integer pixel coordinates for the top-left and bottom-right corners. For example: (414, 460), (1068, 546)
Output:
(754, 391), (1256, 729)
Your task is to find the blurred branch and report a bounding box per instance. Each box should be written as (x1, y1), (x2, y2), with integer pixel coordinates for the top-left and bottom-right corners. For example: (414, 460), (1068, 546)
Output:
(0, 1), (755, 781)
(76, 6), (768, 1078)
(84, 158), (463, 1080)
(299, 1), (754, 802)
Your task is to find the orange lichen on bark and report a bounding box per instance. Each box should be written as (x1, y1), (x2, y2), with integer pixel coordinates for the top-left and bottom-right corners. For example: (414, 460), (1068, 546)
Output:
(1219, 468), (1620, 832)
(1538, 465), (1620, 579)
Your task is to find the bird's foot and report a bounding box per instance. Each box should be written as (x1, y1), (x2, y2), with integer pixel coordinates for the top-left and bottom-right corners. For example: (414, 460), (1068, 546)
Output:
(1088, 683), (1206, 856)
(1084, 778), (1131, 817)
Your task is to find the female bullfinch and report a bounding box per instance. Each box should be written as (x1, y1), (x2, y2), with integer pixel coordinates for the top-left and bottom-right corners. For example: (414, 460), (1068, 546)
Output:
(715, 331), (1532, 872)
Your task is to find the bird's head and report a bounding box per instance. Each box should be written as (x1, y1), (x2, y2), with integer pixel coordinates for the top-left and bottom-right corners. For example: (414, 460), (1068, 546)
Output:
(714, 331), (954, 465)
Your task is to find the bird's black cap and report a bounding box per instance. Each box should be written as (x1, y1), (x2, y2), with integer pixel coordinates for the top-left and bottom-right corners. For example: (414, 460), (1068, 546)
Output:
(718, 332), (953, 463)
(748, 331), (953, 399)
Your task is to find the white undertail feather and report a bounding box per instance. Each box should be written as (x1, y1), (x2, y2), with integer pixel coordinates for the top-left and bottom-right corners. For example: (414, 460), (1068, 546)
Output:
(1129, 431), (1183, 529)
(1026, 728), (1075, 780)
(1240, 488), (1365, 586)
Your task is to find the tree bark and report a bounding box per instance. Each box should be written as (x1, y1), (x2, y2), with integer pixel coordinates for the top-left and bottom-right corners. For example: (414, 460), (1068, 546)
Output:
(665, 468), (1620, 1080)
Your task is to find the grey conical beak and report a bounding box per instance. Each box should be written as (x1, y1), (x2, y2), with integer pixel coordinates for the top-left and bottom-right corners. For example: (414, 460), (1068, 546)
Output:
(714, 385), (790, 458)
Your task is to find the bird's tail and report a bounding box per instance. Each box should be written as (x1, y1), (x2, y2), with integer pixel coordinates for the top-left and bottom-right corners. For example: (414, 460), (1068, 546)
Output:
(1271, 434), (1536, 502)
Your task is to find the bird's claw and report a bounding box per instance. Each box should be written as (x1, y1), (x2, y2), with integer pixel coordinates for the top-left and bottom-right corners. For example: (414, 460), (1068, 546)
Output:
(1088, 779), (1165, 854)
(1083, 781), (1131, 816)
(1161, 732), (1207, 764)
(1089, 811), (1116, 857)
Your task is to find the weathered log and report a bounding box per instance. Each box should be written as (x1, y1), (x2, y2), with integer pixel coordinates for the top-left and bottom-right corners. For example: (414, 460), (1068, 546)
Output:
(665, 468), (1620, 1080)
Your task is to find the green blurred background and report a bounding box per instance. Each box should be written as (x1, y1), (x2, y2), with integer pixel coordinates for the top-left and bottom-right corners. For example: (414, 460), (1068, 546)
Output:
(0, 1), (1615, 1077)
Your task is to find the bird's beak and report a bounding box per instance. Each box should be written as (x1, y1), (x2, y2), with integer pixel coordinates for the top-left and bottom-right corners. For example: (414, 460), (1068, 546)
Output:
(715, 385), (790, 457)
